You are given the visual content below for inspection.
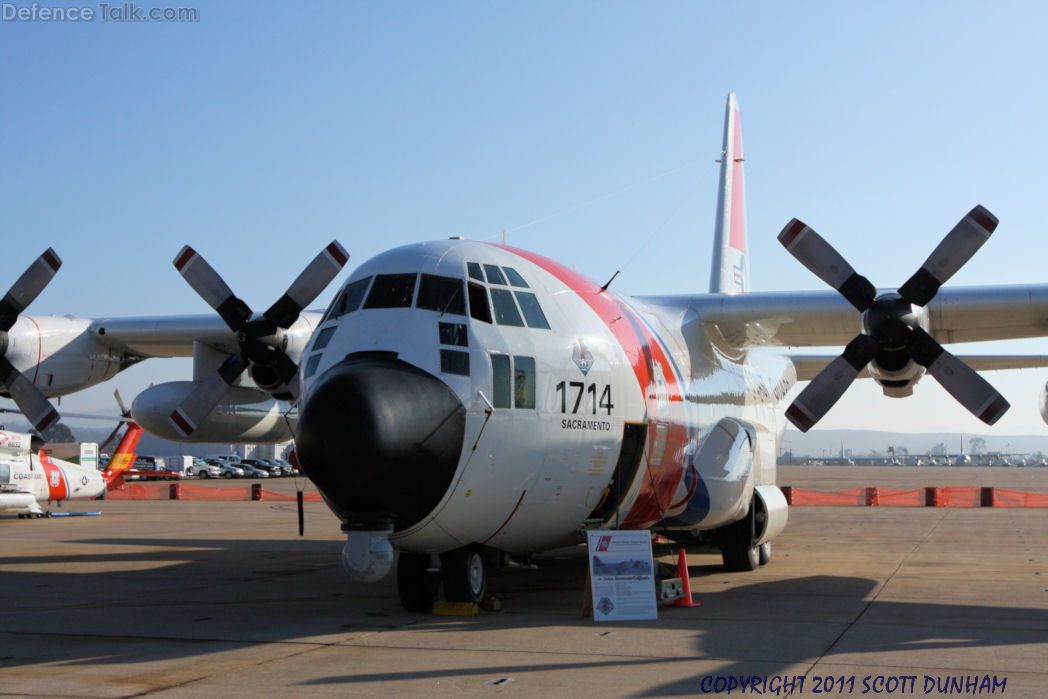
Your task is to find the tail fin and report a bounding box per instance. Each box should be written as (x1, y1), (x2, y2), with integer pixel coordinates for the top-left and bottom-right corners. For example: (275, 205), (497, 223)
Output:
(103, 422), (142, 488)
(708, 92), (750, 293)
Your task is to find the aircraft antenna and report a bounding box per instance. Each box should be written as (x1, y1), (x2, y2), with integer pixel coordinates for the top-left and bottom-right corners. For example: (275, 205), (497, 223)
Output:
(599, 270), (620, 293)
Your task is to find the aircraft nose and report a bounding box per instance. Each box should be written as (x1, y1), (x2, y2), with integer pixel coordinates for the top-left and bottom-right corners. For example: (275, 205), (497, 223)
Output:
(295, 353), (466, 530)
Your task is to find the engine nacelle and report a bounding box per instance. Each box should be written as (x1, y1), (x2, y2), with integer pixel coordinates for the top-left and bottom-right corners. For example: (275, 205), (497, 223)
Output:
(867, 354), (926, 398)
(132, 381), (294, 443)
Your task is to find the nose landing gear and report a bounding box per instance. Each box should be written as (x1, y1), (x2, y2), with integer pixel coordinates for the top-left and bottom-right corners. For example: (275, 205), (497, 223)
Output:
(396, 545), (488, 612)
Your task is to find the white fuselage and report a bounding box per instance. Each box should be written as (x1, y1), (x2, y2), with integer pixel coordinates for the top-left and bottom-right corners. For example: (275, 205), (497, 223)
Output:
(0, 431), (107, 515)
(297, 239), (793, 556)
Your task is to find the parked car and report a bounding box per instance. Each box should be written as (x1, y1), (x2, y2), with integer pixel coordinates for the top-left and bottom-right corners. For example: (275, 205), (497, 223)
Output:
(191, 458), (222, 478)
(241, 458), (282, 477)
(264, 458), (297, 476)
(206, 459), (244, 479)
(234, 460), (269, 478)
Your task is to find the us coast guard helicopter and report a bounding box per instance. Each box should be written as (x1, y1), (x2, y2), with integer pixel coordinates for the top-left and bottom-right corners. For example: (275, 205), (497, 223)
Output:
(6, 94), (1048, 611)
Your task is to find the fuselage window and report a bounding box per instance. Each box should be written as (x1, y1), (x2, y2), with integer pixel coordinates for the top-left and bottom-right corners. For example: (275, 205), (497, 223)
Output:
(304, 353), (323, 379)
(490, 288), (524, 327)
(502, 267), (529, 288)
(323, 276), (371, 322)
(440, 349), (470, 376)
(513, 355), (536, 409)
(417, 274), (466, 316)
(491, 354), (511, 408)
(513, 291), (550, 329)
(439, 322), (468, 347)
(312, 326), (336, 351)
(468, 282), (492, 323)
(364, 273), (417, 309)
(483, 264), (507, 285)
(467, 262), (484, 281)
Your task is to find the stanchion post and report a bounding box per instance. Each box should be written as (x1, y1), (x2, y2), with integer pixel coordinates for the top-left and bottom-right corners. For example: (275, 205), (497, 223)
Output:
(251, 483), (263, 501)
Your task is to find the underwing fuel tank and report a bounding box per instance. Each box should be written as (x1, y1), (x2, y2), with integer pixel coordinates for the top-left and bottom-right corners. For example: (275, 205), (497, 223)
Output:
(131, 382), (294, 443)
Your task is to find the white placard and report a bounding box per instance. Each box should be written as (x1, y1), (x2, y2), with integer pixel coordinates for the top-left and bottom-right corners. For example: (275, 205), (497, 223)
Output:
(586, 530), (657, 622)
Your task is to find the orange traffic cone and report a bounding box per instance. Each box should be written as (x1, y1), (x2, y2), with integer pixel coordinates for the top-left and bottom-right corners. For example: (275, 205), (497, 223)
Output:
(668, 548), (700, 607)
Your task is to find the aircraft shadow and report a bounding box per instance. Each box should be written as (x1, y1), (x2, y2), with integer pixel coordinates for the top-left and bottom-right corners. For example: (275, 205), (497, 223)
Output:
(0, 535), (1043, 695)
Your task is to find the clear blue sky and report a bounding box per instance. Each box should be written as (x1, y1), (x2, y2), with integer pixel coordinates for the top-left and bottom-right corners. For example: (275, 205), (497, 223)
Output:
(3, 1), (1048, 434)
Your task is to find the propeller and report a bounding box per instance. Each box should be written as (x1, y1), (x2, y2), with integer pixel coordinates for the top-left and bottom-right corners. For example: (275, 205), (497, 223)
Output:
(0, 248), (62, 434)
(779, 205), (1008, 432)
(98, 389), (131, 453)
(167, 242), (349, 438)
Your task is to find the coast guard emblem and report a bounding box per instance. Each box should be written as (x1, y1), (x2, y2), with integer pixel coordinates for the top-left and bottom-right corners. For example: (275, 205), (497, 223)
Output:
(573, 339), (594, 375)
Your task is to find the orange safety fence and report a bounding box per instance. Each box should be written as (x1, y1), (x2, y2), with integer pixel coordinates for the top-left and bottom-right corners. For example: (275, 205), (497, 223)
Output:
(107, 483), (324, 502)
(782, 485), (1048, 507)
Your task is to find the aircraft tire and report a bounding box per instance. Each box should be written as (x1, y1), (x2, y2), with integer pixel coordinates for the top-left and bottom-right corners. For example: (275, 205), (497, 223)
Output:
(441, 546), (486, 604)
(721, 540), (759, 571)
(397, 552), (439, 612)
(758, 541), (771, 566)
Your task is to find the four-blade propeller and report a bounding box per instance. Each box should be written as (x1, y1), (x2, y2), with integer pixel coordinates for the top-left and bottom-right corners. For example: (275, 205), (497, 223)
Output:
(167, 241), (349, 438)
(779, 205), (1009, 432)
(0, 249), (62, 434)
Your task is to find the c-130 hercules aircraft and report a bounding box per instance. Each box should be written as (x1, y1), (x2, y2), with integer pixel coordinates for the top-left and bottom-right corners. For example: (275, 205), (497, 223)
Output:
(4, 94), (1048, 611)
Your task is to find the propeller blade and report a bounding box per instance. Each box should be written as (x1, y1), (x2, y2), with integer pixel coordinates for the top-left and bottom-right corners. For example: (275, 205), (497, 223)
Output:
(114, 388), (129, 417)
(0, 248), (62, 332)
(263, 241), (349, 329)
(778, 219), (876, 312)
(785, 334), (879, 432)
(173, 246), (253, 332)
(897, 205), (998, 306)
(98, 423), (125, 453)
(167, 353), (249, 438)
(905, 327), (1009, 425)
(0, 356), (59, 434)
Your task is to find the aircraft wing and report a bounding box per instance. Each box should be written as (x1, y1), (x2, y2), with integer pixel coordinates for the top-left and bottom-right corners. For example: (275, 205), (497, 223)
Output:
(790, 354), (1048, 381)
(89, 312), (322, 359)
(640, 284), (1048, 349)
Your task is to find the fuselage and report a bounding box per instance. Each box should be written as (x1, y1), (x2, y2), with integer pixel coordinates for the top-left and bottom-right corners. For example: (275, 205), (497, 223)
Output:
(295, 239), (794, 556)
(0, 431), (107, 515)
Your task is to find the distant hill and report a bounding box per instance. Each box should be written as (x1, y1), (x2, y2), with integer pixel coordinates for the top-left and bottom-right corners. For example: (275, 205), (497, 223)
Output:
(785, 428), (1048, 458)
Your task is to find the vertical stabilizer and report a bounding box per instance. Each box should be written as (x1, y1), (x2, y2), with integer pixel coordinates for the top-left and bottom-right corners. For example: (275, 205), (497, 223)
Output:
(708, 93), (749, 293)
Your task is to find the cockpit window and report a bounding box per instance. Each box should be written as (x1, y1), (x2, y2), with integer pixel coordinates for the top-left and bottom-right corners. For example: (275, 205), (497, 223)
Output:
(489, 288), (524, 327)
(312, 326), (336, 350)
(416, 274), (466, 316)
(513, 291), (550, 329)
(483, 264), (507, 285)
(323, 277), (371, 322)
(468, 282), (492, 323)
(467, 262), (484, 281)
(364, 273), (417, 309)
(502, 267), (529, 288)
(514, 356), (536, 409)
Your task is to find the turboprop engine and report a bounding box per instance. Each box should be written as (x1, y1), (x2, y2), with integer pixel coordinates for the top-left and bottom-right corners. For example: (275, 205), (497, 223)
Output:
(131, 382), (294, 443)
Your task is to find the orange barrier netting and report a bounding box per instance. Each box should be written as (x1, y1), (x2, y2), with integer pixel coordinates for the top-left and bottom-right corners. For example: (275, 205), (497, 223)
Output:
(107, 483), (324, 502)
(783, 485), (1048, 507)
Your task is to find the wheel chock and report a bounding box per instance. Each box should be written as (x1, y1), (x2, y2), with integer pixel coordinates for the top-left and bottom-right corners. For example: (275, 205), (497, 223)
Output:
(432, 601), (479, 616)
(479, 595), (502, 611)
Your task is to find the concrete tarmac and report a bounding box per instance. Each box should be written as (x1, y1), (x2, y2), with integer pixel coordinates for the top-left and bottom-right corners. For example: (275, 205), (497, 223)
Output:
(1, 467), (1046, 697)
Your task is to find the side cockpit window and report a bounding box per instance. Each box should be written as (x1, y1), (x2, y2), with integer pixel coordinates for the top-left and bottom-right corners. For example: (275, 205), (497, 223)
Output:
(323, 277), (371, 322)
(468, 282), (492, 323)
(364, 273), (417, 309)
(513, 291), (550, 329)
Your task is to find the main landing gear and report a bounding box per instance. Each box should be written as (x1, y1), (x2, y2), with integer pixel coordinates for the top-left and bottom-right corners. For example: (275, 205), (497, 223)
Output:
(396, 545), (488, 612)
(719, 499), (772, 571)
